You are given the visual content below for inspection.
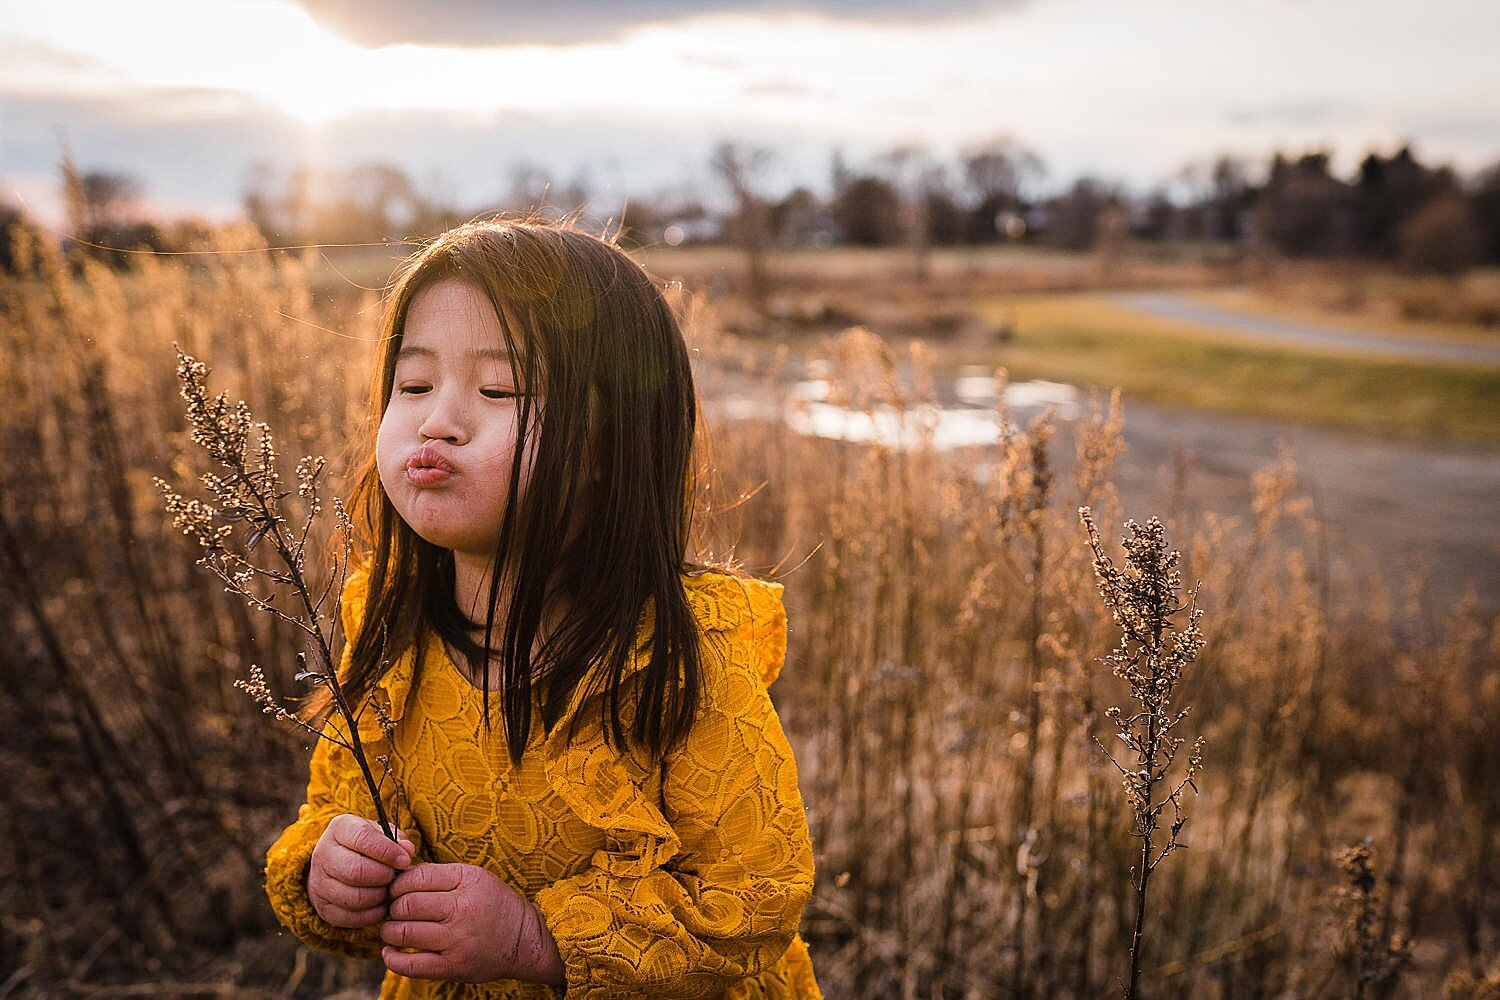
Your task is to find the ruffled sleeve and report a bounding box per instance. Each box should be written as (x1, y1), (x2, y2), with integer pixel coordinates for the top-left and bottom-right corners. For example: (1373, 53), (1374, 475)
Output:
(533, 573), (816, 997)
(262, 564), (422, 957)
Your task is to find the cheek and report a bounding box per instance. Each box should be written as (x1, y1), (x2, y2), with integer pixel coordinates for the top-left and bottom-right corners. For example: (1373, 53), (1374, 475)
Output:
(476, 413), (527, 479)
(374, 411), (404, 495)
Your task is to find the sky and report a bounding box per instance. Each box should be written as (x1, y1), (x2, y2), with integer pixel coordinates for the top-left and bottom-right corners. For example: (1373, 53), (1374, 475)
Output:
(3, 0), (1498, 226)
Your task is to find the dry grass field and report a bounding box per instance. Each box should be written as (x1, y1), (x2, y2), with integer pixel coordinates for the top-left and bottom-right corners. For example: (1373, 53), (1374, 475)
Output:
(2, 229), (1498, 998)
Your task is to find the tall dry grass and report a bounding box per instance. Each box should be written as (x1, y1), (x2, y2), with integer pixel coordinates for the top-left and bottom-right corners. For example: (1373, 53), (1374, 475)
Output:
(1, 230), (1497, 998)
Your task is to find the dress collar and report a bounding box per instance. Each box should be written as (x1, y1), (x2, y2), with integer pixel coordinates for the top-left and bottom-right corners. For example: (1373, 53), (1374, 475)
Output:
(353, 567), (787, 742)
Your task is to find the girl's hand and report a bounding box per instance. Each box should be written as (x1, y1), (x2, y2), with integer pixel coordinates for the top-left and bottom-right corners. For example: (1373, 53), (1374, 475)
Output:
(308, 814), (416, 928)
(380, 863), (565, 985)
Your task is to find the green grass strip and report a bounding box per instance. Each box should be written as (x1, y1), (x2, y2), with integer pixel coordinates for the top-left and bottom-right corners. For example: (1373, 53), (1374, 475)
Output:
(977, 295), (1500, 444)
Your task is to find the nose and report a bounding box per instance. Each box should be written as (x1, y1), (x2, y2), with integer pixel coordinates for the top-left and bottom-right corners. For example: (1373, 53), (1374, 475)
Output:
(417, 386), (471, 445)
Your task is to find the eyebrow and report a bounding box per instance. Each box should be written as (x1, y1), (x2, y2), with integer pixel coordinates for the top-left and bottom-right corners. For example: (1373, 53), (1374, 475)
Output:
(395, 345), (513, 363)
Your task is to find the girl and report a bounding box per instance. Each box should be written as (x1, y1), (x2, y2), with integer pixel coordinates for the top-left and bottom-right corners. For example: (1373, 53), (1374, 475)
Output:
(263, 219), (820, 998)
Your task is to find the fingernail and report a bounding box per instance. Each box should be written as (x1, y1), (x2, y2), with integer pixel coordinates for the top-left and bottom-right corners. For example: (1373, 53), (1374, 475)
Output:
(396, 852), (411, 867)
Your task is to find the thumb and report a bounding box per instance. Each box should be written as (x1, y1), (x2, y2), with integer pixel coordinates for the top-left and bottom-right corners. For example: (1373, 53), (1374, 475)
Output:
(393, 827), (417, 865)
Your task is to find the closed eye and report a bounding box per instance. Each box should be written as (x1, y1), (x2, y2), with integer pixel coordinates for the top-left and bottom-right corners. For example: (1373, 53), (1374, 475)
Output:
(397, 384), (431, 396)
(481, 388), (525, 400)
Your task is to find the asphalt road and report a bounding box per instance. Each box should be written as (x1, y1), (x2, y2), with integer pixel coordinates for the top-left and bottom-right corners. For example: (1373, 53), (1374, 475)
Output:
(1032, 391), (1500, 624)
(1105, 291), (1500, 367)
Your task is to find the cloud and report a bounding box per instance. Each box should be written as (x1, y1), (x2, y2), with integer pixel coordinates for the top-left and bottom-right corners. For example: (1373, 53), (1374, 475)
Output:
(1, 94), (299, 217)
(1397, 110), (1500, 144)
(740, 80), (815, 99)
(0, 91), (847, 226)
(1224, 100), (1359, 128)
(0, 39), (132, 96)
(287, 0), (1025, 47)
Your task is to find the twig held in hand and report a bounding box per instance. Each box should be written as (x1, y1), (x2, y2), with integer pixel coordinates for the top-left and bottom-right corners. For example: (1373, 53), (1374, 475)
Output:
(155, 346), (399, 840)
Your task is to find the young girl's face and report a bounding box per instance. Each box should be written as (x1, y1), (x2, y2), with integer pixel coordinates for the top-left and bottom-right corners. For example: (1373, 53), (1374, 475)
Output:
(376, 279), (531, 560)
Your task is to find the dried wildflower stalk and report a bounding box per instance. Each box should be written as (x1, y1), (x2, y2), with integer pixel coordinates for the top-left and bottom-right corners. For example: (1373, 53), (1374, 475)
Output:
(155, 346), (399, 840)
(1079, 506), (1207, 1000)
(1336, 838), (1410, 999)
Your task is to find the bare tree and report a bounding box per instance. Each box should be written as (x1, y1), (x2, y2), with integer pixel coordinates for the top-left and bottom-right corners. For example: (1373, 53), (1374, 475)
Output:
(1209, 155), (1254, 241)
(832, 175), (903, 246)
(61, 150), (143, 234)
(243, 161), (455, 244)
(882, 144), (940, 283)
(346, 162), (422, 234)
(711, 141), (773, 310)
(962, 135), (1046, 241)
(507, 162), (554, 214)
(1044, 176), (1120, 252)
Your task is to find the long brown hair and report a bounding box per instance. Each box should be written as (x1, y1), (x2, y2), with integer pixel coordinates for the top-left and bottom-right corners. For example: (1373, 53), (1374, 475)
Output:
(337, 218), (702, 765)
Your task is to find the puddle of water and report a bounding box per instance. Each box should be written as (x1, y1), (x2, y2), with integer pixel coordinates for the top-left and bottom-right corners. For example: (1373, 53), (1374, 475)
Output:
(953, 366), (1082, 413)
(788, 401), (1004, 449)
(711, 372), (1083, 451)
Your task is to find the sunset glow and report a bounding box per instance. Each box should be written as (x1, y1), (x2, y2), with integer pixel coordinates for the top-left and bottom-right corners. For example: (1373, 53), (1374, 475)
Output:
(4, 0), (1042, 134)
(3, 0), (1498, 223)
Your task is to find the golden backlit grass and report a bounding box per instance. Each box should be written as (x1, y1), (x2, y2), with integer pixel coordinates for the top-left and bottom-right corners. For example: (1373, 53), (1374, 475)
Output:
(2, 232), (1498, 998)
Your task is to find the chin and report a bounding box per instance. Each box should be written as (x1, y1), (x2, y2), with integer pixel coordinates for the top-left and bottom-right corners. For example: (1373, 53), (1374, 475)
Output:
(401, 515), (496, 557)
(400, 517), (470, 553)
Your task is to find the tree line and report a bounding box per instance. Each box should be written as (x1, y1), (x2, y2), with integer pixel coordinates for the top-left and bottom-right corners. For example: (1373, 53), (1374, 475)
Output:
(5, 138), (1499, 275)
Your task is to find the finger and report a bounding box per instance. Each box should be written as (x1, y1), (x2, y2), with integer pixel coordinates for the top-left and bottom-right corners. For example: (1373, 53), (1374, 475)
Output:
(310, 877), (388, 912)
(387, 890), (455, 923)
(315, 899), (387, 929)
(390, 863), (464, 896)
(382, 946), (451, 981)
(380, 919), (450, 952)
(332, 816), (412, 868)
(325, 845), (400, 888)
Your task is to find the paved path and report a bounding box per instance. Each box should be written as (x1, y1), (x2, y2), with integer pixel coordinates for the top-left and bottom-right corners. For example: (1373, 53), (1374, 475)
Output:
(1105, 291), (1500, 366)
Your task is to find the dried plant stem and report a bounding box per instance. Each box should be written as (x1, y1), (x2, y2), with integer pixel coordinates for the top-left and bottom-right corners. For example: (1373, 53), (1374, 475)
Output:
(1126, 709), (1161, 998)
(1079, 507), (1207, 1000)
(1338, 839), (1410, 998)
(156, 346), (396, 840)
(239, 485), (395, 842)
(1003, 412), (1055, 997)
(0, 513), (165, 922)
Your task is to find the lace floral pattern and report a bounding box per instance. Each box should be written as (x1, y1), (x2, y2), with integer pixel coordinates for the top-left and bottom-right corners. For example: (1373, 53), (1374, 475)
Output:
(264, 567), (820, 999)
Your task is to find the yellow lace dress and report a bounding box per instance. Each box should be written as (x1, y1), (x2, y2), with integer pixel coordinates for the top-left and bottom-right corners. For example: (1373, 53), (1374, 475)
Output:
(264, 566), (821, 999)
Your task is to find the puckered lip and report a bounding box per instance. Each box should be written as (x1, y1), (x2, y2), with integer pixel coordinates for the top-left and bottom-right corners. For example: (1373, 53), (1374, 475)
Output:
(406, 445), (458, 473)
